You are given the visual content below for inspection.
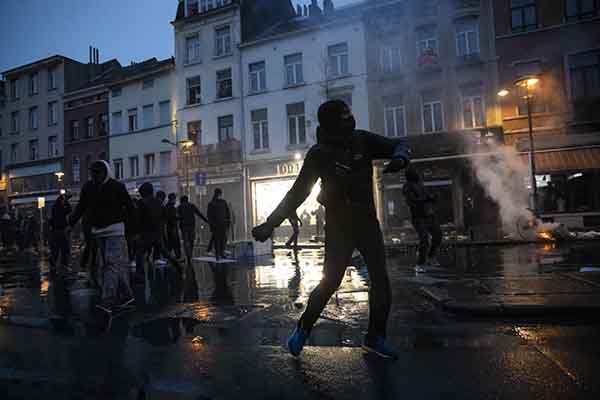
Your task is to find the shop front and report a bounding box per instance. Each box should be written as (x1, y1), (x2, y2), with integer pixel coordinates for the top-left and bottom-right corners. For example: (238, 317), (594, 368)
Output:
(248, 158), (322, 243)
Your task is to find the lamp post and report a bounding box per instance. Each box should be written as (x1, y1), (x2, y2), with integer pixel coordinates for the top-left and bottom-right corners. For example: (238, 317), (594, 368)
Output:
(498, 76), (540, 211)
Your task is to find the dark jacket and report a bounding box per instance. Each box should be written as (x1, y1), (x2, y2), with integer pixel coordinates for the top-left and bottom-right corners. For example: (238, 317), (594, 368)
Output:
(266, 130), (409, 226)
(207, 198), (231, 229)
(70, 178), (135, 230)
(137, 196), (164, 238)
(177, 202), (208, 229)
(402, 181), (436, 219)
(50, 201), (72, 230)
(166, 201), (178, 230)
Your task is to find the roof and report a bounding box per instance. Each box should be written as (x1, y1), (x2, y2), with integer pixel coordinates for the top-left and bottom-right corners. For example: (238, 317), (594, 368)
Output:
(241, 1), (369, 45)
(66, 59), (123, 95)
(109, 57), (175, 87)
(2, 54), (79, 77)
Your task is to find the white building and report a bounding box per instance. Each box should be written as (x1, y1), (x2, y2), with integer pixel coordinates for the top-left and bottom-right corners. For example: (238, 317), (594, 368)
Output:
(108, 58), (179, 196)
(240, 1), (371, 235)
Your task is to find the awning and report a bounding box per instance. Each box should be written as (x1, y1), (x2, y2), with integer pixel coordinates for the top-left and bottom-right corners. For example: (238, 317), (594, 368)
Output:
(521, 147), (600, 173)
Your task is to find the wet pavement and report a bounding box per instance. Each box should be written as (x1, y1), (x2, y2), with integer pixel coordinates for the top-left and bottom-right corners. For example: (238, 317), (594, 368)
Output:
(1, 241), (600, 398)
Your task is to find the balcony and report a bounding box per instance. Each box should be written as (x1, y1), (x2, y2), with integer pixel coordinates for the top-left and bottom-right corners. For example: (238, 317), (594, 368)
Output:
(178, 139), (242, 170)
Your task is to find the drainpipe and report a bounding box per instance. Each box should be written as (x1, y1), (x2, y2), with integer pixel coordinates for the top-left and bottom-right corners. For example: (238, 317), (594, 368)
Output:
(237, 14), (249, 240)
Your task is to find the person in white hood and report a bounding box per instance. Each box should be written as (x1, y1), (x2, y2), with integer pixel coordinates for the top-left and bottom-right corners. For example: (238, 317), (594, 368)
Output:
(69, 160), (137, 311)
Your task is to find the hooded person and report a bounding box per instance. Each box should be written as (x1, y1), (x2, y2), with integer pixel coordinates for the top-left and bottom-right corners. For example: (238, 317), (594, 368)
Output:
(69, 160), (136, 311)
(252, 99), (409, 359)
(206, 188), (231, 260)
(402, 167), (441, 272)
(49, 194), (72, 272)
(165, 193), (182, 259)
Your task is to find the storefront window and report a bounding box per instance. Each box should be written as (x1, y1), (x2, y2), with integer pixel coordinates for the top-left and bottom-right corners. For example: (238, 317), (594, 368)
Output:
(253, 178), (321, 225)
(537, 172), (600, 213)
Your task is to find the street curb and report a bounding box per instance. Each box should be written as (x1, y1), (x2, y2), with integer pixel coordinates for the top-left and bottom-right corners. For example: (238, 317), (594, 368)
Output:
(419, 286), (600, 318)
(0, 316), (51, 330)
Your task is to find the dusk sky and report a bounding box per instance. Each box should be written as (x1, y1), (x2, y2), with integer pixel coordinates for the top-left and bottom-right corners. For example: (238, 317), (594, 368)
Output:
(0, 0), (361, 73)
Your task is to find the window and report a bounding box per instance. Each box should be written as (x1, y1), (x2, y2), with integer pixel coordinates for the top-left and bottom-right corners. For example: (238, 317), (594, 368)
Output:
(48, 136), (58, 157)
(456, 19), (480, 57)
(113, 159), (124, 180)
(11, 111), (19, 133)
(417, 26), (439, 65)
(111, 87), (122, 97)
(10, 143), (19, 163)
(144, 153), (155, 176)
(160, 151), (172, 174)
(218, 115), (234, 142)
(129, 156), (139, 178)
(29, 72), (39, 95)
(187, 0), (199, 15)
(187, 120), (201, 144)
(517, 84), (547, 115)
(143, 104), (154, 129)
(287, 102), (306, 146)
(187, 76), (201, 105)
(417, 0), (439, 16)
(566, 0), (598, 21)
(159, 101), (171, 125)
(422, 100), (443, 133)
(186, 34), (201, 64)
(128, 108), (138, 132)
(511, 0), (537, 32)
(381, 46), (402, 73)
(29, 107), (39, 130)
(29, 139), (39, 161)
(99, 113), (109, 135)
(249, 61), (266, 93)
(216, 68), (233, 99)
(86, 116), (94, 138)
(48, 68), (57, 90)
(215, 25), (232, 57)
(328, 43), (349, 77)
(384, 106), (407, 137)
(142, 78), (154, 90)
(72, 156), (81, 183)
(569, 49), (600, 100)
(71, 120), (80, 141)
(285, 53), (304, 86)
(200, 0), (213, 12)
(462, 95), (485, 128)
(48, 101), (58, 125)
(9, 79), (18, 100)
(251, 108), (269, 150)
(112, 111), (123, 134)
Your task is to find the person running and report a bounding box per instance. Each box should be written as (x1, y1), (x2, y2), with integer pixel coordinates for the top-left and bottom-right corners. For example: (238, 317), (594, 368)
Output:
(285, 210), (302, 253)
(177, 195), (209, 265)
(207, 188), (231, 260)
(253, 100), (409, 359)
(165, 193), (182, 260)
(402, 167), (442, 273)
(49, 194), (72, 274)
(69, 160), (136, 312)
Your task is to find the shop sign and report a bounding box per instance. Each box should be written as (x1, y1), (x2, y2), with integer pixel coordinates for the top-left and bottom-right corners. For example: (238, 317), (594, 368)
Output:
(276, 161), (302, 176)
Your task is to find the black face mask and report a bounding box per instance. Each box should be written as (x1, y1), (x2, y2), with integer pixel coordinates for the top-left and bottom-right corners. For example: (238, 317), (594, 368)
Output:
(340, 115), (356, 135)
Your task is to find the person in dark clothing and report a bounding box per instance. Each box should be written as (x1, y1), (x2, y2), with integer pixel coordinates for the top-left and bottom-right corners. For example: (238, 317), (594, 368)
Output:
(80, 215), (98, 287)
(177, 195), (209, 265)
(403, 167), (442, 272)
(207, 188), (231, 260)
(165, 193), (181, 259)
(253, 100), (409, 359)
(69, 160), (136, 311)
(312, 205), (325, 239)
(154, 191), (168, 262)
(135, 183), (178, 276)
(49, 194), (72, 271)
(285, 210), (302, 252)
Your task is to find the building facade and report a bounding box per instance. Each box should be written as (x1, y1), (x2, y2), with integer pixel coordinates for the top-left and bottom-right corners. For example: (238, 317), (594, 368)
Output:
(108, 58), (179, 197)
(365, 0), (503, 239)
(0, 56), (93, 211)
(494, 0), (600, 228)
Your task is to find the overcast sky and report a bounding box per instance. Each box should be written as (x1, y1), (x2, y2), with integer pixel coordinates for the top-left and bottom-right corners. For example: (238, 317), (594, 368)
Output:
(0, 0), (362, 73)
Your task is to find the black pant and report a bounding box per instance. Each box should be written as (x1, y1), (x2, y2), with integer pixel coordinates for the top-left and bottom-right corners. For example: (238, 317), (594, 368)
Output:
(286, 226), (299, 250)
(50, 229), (70, 267)
(412, 217), (442, 265)
(136, 233), (174, 275)
(213, 226), (228, 259)
(299, 208), (390, 340)
(166, 227), (181, 259)
(180, 227), (196, 263)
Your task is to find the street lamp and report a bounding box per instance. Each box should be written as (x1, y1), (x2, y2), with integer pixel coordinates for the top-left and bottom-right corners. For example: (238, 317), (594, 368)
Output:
(498, 75), (540, 211)
(162, 138), (195, 198)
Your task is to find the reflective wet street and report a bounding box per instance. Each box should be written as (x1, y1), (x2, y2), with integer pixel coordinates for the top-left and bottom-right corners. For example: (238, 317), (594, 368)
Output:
(1, 242), (600, 399)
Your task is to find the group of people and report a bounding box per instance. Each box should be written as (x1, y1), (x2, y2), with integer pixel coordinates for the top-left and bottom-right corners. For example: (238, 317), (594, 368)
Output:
(44, 159), (232, 313)
(0, 210), (41, 251)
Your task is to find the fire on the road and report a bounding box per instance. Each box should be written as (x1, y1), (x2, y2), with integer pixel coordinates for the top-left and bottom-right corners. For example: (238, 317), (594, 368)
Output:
(538, 231), (556, 241)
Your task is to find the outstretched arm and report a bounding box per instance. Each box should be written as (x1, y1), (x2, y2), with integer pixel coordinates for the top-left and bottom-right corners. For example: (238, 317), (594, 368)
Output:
(364, 131), (410, 173)
(193, 204), (209, 224)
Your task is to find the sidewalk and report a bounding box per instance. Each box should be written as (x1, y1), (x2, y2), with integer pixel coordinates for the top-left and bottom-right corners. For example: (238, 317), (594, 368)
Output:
(420, 272), (600, 317)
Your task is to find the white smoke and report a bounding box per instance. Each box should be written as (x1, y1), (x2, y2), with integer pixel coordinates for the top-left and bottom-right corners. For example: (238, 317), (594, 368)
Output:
(467, 141), (534, 235)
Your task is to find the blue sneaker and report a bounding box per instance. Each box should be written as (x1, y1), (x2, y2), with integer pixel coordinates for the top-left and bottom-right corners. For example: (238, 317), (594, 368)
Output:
(362, 336), (399, 360)
(287, 326), (309, 357)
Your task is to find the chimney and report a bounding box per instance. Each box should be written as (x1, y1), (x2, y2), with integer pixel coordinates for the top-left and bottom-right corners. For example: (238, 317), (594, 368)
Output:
(309, 0), (322, 17)
(96, 48), (100, 64)
(89, 46), (93, 64)
(296, 4), (302, 16)
(323, 0), (334, 14)
(303, 4), (308, 16)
